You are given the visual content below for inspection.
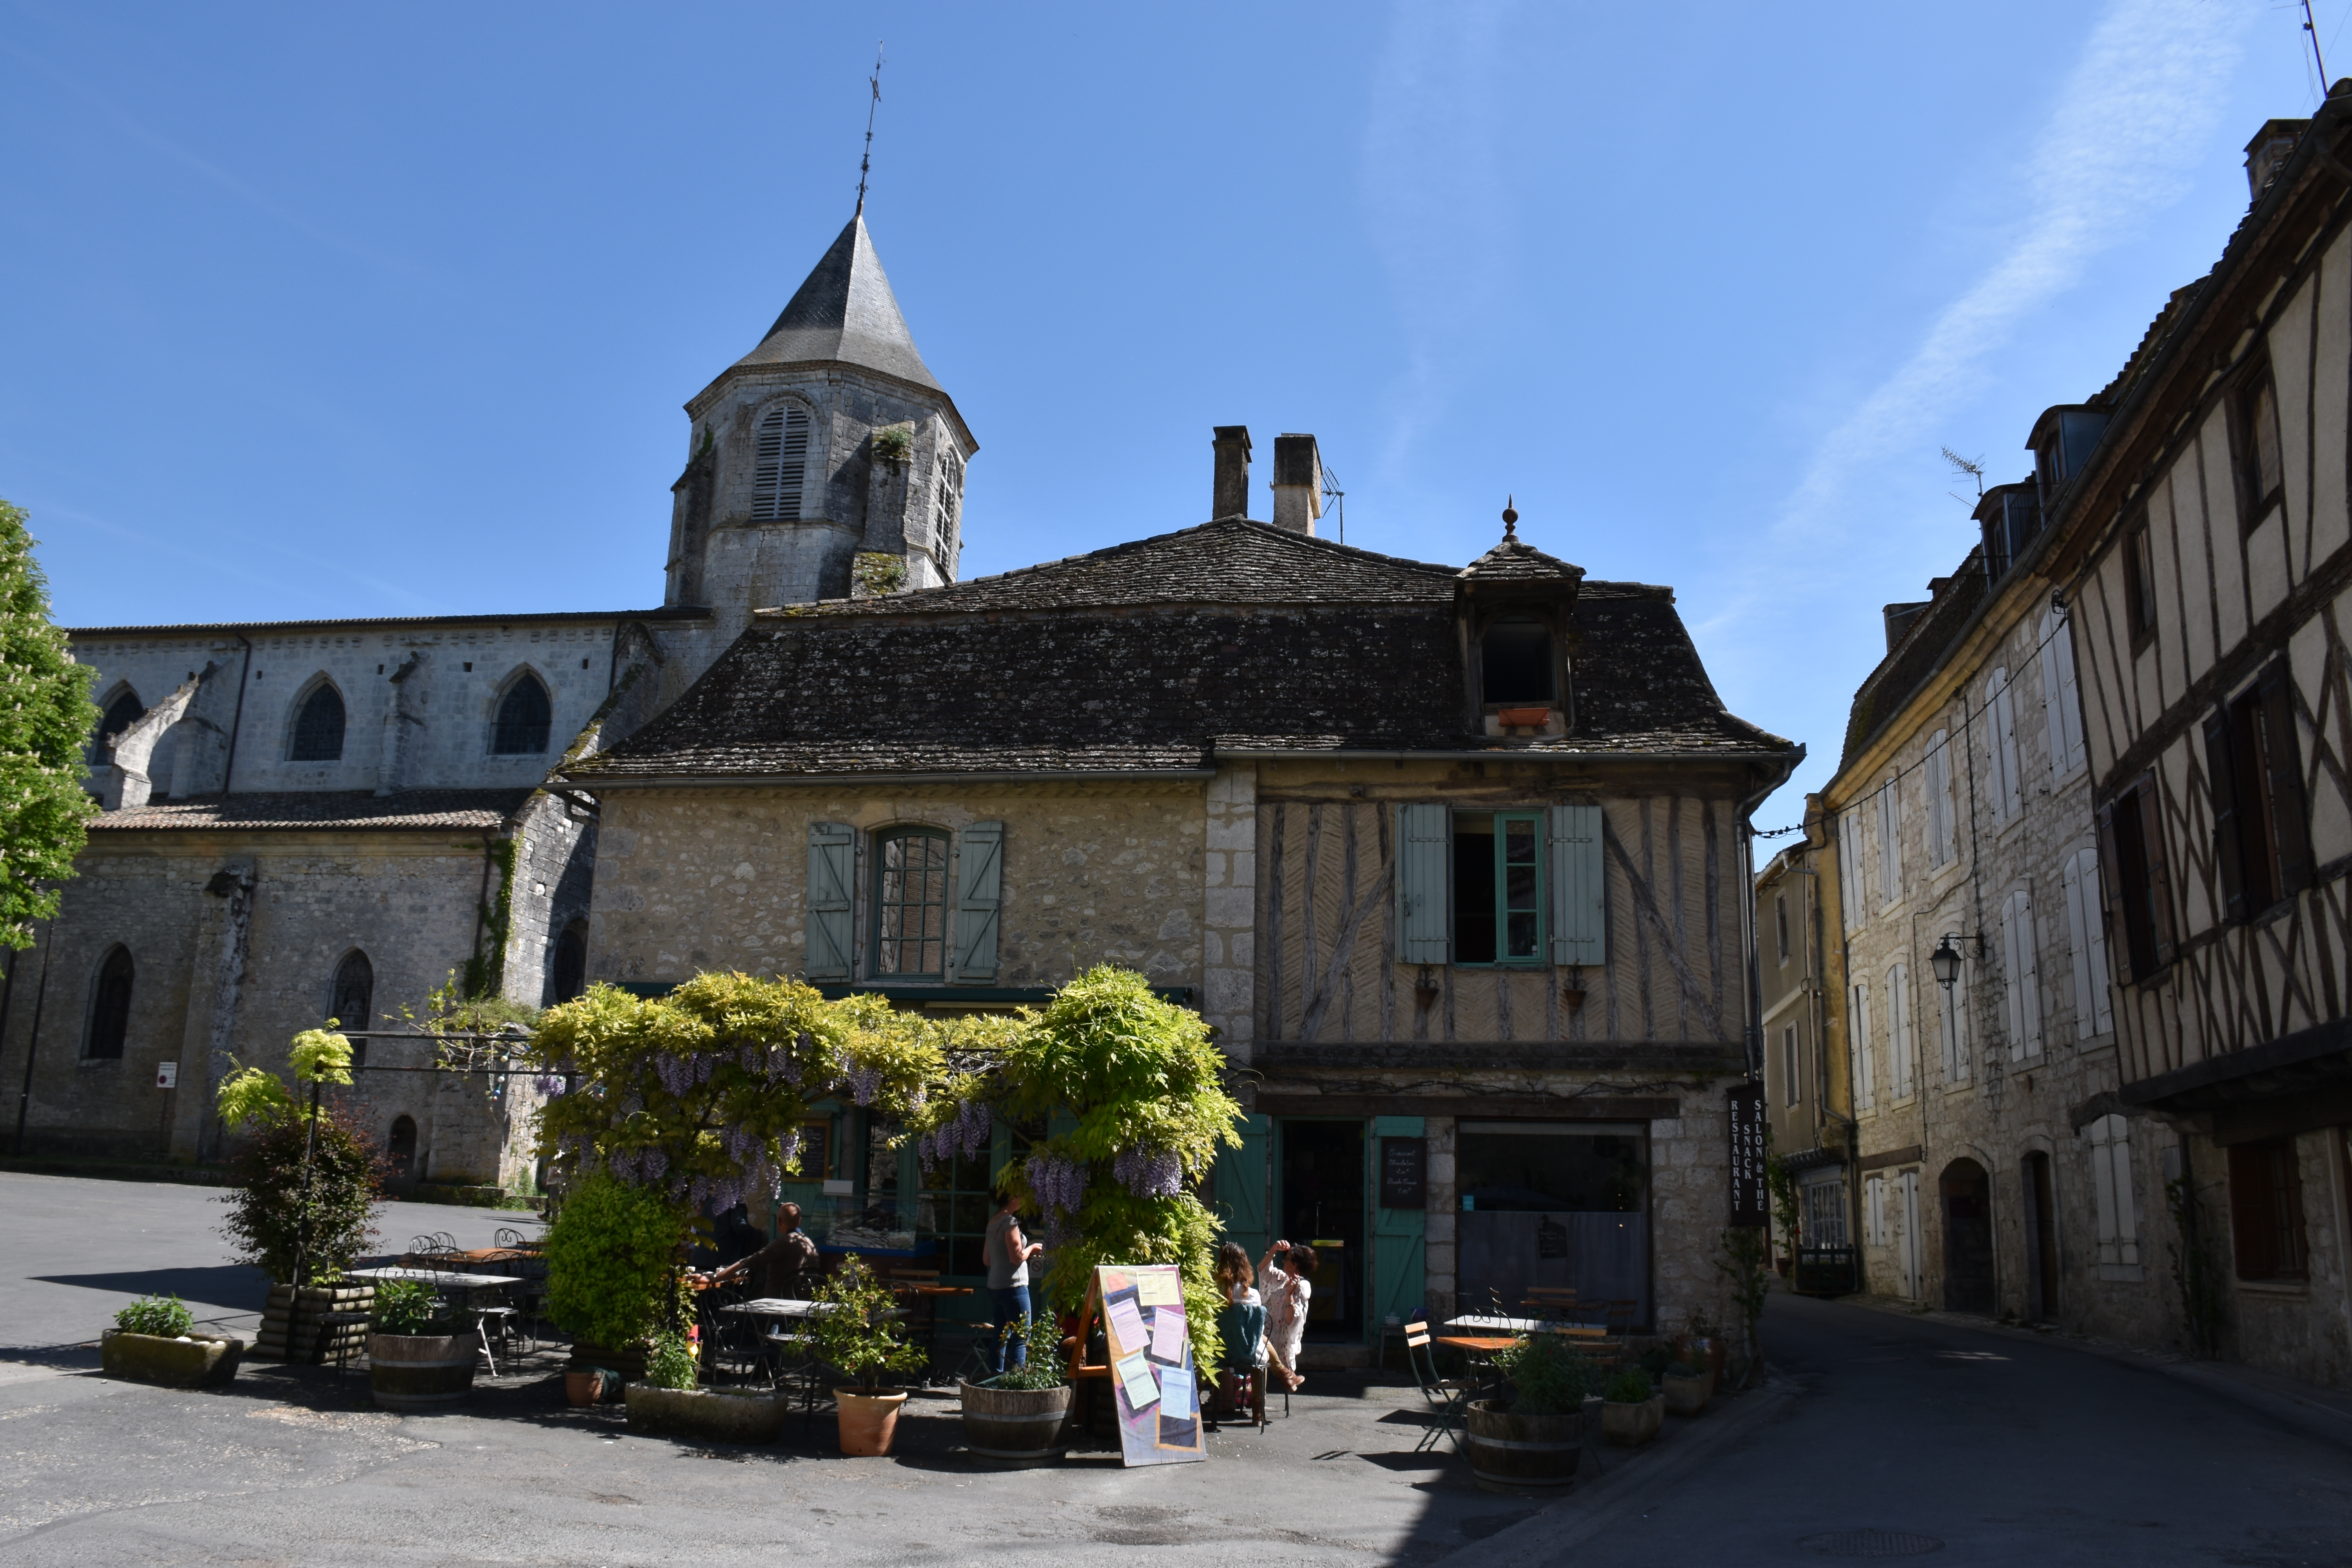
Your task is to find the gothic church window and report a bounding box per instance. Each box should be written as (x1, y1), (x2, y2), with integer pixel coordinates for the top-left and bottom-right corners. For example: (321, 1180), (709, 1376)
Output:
(871, 828), (949, 978)
(752, 405), (811, 521)
(85, 945), (134, 1060)
(290, 682), (346, 762)
(89, 687), (144, 764)
(493, 673), (553, 755)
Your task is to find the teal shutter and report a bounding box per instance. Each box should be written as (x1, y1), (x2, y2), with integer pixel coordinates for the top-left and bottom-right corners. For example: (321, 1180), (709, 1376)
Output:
(1396, 804), (1450, 964)
(1212, 1113), (1272, 1260)
(953, 821), (1004, 980)
(1372, 1114), (1427, 1330)
(806, 822), (855, 980)
(1549, 803), (1605, 965)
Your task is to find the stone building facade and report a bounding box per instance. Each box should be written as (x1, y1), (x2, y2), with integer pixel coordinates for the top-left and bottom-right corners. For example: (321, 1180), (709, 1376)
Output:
(1755, 833), (1855, 1270)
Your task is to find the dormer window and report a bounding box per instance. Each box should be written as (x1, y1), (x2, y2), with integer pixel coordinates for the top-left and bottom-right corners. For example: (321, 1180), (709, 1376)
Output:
(1482, 618), (1553, 704)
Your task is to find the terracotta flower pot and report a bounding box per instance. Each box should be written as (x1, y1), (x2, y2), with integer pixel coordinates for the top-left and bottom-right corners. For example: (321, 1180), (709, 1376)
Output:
(1601, 1393), (1665, 1447)
(1464, 1399), (1583, 1494)
(566, 1368), (619, 1406)
(835, 1388), (908, 1456)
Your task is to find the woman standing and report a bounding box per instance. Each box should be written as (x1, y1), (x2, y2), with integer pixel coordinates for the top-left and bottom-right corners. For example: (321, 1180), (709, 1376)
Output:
(1258, 1240), (1315, 1392)
(983, 1189), (1044, 1375)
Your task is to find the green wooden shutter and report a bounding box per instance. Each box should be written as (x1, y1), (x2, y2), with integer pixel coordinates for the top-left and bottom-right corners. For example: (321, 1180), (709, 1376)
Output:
(953, 821), (1004, 980)
(1212, 1113), (1272, 1260)
(1395, 804), (1450, 964)
(1549, 803), (1605, 965)
(1372, 1114), (1427, 1330)
(806, 822), (855, 981)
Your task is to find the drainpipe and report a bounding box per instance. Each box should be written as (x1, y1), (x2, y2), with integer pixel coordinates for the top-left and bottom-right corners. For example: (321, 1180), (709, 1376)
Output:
(220, 632), (254, 793)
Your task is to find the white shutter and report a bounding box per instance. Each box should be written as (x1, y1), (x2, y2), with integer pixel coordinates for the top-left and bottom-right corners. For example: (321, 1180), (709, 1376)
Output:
(2016, 893), (2042, 1057)
(1851, 982), (1874, 1107)
(1990, 669), (2022, 822)
(951, 821), (1004, 980)
(1838, 809), (1864, 933)
(2040, 609), (2087, 779)
(1925, 730), (1953, 867)
(1877, 782), (1902, 907)
(806, 821), (856, 981)
(1395, 804), (1450, 964)
(1865, 1176), (1886, 1248)
(1941, 957), (1969, 1081)
(1548, 803), (1605, 965)
(2063, 850), (2095, 1037)
(2108, 1116), (2140, 1266)
(2081, 848), (2114, 1034)
(1887, 963), (1912, 1098)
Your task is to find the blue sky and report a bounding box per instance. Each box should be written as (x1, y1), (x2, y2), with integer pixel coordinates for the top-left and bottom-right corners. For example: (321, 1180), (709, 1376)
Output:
(2, 1), (2340, 827)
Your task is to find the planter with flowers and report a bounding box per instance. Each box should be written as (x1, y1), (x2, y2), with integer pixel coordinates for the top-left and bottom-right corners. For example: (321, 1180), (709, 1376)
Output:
(624, 1329), (785, 1443)
(1464, 1331), (1598, 1493)
(100, 1294), (245, 1388)
(810, 1258), (926, 1455)
(960, 1313), (1073, 1463)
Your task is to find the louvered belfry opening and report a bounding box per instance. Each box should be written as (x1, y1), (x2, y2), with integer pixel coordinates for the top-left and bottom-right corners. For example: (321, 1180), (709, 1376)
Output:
(751, 405), (811, 521)
(493, 674), (553, 754)
(290, 683), (346, 761)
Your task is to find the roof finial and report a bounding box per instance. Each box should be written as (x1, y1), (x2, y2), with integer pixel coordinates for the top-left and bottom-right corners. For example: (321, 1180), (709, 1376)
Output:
(1502, 495), (1519, 538)
(854, 42), (885, 218)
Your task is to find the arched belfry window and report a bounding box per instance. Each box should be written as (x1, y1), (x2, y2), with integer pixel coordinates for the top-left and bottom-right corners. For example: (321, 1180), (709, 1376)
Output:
(290, 681), (346, 761)
(751, 404), (811, 521)
(86, 946), (134, 1060)
(89, 687), (145, 764)
(871, 827), (950, 978)
(493, 673), (552, 755)
(550, 921), (588, 1004)
(1482, 617), (1554, 704)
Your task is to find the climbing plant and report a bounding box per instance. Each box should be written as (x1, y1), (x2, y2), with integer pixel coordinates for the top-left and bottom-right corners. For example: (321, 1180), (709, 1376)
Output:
(0, 499), (98, 948)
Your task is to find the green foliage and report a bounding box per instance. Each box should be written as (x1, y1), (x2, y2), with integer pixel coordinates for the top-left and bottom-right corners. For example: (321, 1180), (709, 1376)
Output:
(1639, 1344), (1673, 1379)
(1714, 1226), (1771, 1383)
(1764, 1152), (1802, 1251)
(2166, 1172), (2227, 1359)
(0, 501), (98, 949)
(462, 838), (522, 998)
(1604, 1367), (1654, 1404)
(851, 551), (909, 596)
(372, 1279), (450, 1336)
(215, 1063), (296, 1132)
(543, 1172), (686, 1351)
(989, 1312), (1070, 1391)
(1667, 1360), (1707, 1379)
(869, 425), (913, 463)
(216, 1102), (384, 1283)
(1491, 1331), (1599, 1416)
(401, 968), (544, 1038)
(287, 1027), (354, 1086)
(808, 1258), (924, 1393)
(643, 1329), (699, 1391)
(114, 1295), (193, 1337)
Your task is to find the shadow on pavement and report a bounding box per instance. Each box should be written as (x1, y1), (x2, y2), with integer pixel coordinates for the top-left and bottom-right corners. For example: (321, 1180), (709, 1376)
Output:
(32, 1265), (270, 1314)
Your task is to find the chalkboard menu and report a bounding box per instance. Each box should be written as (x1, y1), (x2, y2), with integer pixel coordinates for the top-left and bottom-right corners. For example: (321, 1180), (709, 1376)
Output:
(1727, 1082), (1768, 1226)
(1379, 1137), (1426, 1209)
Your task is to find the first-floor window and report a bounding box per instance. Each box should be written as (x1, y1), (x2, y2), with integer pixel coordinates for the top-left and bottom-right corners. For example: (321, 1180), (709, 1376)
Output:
(1851, 982), (1874, 1107)
(2099, 772), (2176, 982)
(1886, 962), (1913, 1098)
(1781, 1024), (1801, 1107)
(1453, 811), (1544, 964)
(871, 828), (950, 978)
(1864, 1174), (1888, 1247)
(1803, 1179), (1849, 1248)
(2085, 1114), (2140, 1271)
(2227, 1136), (2309, 1282)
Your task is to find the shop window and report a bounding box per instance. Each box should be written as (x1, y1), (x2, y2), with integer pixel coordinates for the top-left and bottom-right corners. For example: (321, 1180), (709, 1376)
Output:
(871, 828), (950, 978)
(1455, 1120), (1650, 1328)
(1480, 618), (1553, 705)
(2228, 1137), (2309, 1282)
(1451, 811), (1544, 965)
(1803, 1178), (1849, 1248)
(2205, 660), (2313, 922)
(85, 946), (134, 1060)
(922, 1122), (1036, 1279)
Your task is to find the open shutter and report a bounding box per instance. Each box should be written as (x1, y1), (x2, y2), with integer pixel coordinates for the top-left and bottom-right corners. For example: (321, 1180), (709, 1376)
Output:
(806, 822), (855, 981)
(2134, 772), (2177, 969)
(2016, 895), (2042, 1056)
(2096, 802), (2136, 987)
(2258, 662), (2314, 895)
(952, 820), (1004, 980)
(1395, 804), (1450, 964)
(2204, 710), (2247, 924)
(1371, 1114), (1428, 1328)
(1211, 1112), (1271, 1261)
(1548, 803), (1605, 965)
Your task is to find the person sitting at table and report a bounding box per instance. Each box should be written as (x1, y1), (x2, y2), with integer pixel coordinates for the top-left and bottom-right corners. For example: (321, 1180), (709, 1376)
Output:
(1214, 1242), (1260, 1306)
(706, 1201), (819, 1299)
(1258, 1240), (1314, 1392)
(713, 1202), (764, 1269)
(983, 1188), (1044, 1375)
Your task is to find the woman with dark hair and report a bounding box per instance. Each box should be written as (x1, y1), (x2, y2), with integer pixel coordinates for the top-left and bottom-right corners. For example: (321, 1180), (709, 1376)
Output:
(1258, 1240), (1315, 1392)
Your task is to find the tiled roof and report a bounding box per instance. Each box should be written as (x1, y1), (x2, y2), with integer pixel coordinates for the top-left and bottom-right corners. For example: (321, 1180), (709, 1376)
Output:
(726, 214), (940, 393)
(1459, 530), (1585, 584)
(91, 789), (536, 831)
(581, 522), (1793, 781)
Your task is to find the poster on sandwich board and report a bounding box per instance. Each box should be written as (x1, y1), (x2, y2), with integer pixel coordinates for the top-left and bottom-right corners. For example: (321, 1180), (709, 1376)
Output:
(1096, 1263), (1205, 1466)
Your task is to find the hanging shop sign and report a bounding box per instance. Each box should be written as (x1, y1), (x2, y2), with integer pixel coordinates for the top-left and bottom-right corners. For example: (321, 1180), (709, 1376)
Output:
(1728, 1081), (1768, 1227)
(1379, 1136), (1426, 1209)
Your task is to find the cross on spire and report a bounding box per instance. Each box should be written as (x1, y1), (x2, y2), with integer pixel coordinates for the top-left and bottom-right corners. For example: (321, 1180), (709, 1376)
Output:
(855, 42), (885, 218)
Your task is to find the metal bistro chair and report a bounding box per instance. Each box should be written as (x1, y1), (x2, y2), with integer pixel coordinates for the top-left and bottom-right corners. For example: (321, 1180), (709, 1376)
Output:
(1403, 1319), (1471, 1454)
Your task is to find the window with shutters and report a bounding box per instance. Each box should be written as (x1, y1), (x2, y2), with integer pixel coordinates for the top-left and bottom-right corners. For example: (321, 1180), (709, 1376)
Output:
(1885, 963), (1911, 1100)
(492, 672), (553, 754)
(1865, 1174), (1888, 1247)
(1851, 981), (1875, 1107)
(289, 680), (346, 762)
(1924, 730), (1956, 868)
(2123, 518), (2158, 649)
(1987, 668), (2022, 824)
(2232, 359), (2285, 534)
(1774, 894), (1789, 966)
(2038, 607), (2087, 780)
(1837, 809), (1865, 933)
(2084, 1114), (2141, 1276)
(2098, 772), (2175, 983)
(1998, 889), (2043, 1060)
(2061, 846), (2115, 1036)
(88, 686), (144, 765)
(1452, 811), (1544, 965)
(85, 945), (134, 1060)
(1938, 952), (1970, 1083)
(1876, 779), (1902, 908)
(2205, 660), (2312, 922)
(933, 448), (964, 565)
(871, 828), (950, 978)
(1392, 804), (1599, 968)
(751, 404), (812, 521)
(1781, 1024), (1801, 1107)
(2227, 1136), (2309, 1282)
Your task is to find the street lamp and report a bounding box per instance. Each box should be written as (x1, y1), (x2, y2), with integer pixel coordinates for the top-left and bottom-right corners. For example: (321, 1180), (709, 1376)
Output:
(1930, 934), (1965, 993)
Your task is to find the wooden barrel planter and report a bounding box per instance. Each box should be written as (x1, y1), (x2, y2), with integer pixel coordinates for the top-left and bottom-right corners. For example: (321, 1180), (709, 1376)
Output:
(959, 1379), (1073, 1463)
(1463, 1401), (1583, 1494)
(369, 1333), (476, 1412)
(100, 1331), (245, 1389)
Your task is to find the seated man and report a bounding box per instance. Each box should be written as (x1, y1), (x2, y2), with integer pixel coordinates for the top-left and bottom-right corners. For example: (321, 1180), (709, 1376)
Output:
(706, 1201), (820, 1299)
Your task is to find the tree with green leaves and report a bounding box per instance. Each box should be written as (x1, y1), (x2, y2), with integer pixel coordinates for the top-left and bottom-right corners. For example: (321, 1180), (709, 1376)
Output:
(0, 500), (98, 949)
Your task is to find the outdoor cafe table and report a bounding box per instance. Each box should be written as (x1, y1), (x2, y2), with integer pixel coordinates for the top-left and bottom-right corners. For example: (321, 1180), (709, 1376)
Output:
(346, 1266), (525, 1296)
(1432, 1333), (1519, 1398)
(1446, 1314), (1607, 1336)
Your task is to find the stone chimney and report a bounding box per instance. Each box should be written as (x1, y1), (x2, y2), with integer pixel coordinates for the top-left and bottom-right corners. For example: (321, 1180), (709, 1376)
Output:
(2245, 118), (2309, 199)
(1212, 426), (1252, 519)
(1270, 434), (1323, 535)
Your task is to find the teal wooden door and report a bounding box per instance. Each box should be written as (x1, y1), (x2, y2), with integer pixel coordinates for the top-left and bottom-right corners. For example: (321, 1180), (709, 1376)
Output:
(1212, 1113), (1272, 1260)
(1371, 1115), (1427, 1332)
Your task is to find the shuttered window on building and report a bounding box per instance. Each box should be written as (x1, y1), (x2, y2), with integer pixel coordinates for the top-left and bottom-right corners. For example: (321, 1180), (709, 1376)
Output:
(1547, 802), (1604, 965)
(1924, 729), (1955, 867)
(1999, 888), (2043, 1060)
(2061, 846), (2114, 1035)
(1886, 962), (1912, 1098)
(2085, 1114), (2140, 1270)
(1394, 803), (1450, 963)
(752, 405), (812, 521)
(806, 822), (855, 980)
(2039, 608), (2087, 779)
(952, 820), (1003, 980)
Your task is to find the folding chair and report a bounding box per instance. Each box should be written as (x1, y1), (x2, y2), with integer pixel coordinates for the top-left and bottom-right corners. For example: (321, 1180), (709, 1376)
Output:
(1403, 1319), (1470, 1453)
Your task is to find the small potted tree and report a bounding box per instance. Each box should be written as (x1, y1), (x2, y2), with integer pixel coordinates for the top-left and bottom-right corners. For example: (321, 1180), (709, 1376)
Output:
(1464, 1332), (1597, 1493)
(809, 1258), (924, 1456)
(544, 1173), (685, 1386)
(368, 1279), (476, 1412)
(960, 1313), (1073, 1463)
(623, 1327), (787, 1444)
(100, 1295), (244, 1388)
(1600, 1366), (1664, 1446)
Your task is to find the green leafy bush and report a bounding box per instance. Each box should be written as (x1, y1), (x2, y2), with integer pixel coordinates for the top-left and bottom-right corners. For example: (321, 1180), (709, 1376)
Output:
(114, 1295), (192, 1338)
(1604, 1367), (1654, 1404)
(544, 1172), (687, 1351)
(988, 1313), (1069, 1392)
(372, 1280), (449, 1337)
(216, 1101), (384, 1283)
(643, 1329), (699, 1392)
(809, 1258), (924, 1394)
(1492, 1331), (1599, 1416)
(0, 499), (99, 950)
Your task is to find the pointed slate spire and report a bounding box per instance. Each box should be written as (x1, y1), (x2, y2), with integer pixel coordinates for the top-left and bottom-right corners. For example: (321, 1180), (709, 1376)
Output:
(729, 214), (941, 392)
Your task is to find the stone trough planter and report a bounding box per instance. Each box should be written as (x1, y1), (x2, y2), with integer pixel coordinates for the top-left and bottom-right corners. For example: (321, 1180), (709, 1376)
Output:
(1463, 1399), (1582, 1494)
(1662, 1369), (1713, 1417)
(369, 1333), (477, 1412)
(1601, 1393), (1666, 1447)
(624, 1384), (787, 1444)
(959, 1379), (1073, 1463)
(100, 1330), (245, 1389)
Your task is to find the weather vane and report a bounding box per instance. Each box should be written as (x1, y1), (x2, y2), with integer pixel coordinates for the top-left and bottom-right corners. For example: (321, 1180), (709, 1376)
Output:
(855, 42), (885, 217)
